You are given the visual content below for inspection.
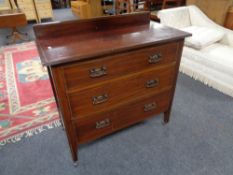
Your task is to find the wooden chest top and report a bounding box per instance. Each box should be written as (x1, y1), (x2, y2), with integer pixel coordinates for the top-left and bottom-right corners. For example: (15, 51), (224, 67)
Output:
(34, 12), (190, 66)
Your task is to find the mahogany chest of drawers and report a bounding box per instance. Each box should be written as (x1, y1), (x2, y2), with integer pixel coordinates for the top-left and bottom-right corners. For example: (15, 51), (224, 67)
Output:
(34, 12), (190, 164)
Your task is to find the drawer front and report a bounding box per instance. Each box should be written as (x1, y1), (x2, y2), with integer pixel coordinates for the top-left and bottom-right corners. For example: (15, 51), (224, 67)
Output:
(68, 64), (175, 118)
(113, 90), (171, 130)
(75, 90), (171, 144)
(63, 42), (178, 90)
(75, 112), (114, 144)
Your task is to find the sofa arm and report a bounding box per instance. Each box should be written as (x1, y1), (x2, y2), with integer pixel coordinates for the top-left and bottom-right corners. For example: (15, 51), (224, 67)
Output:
(189, 5), (233, 47)
(219, 28), (233, 47)
(157, 6), (192, 29)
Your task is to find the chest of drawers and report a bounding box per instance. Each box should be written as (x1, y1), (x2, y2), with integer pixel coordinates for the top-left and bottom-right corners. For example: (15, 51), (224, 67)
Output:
(34, 12), (190, 164)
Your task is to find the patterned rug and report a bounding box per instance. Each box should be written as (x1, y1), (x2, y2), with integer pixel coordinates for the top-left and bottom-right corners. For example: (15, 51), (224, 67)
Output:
(0, 42), (60, 147)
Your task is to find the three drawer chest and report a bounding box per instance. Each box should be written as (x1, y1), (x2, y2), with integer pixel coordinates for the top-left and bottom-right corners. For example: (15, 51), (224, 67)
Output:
(34, 12), (190, 164)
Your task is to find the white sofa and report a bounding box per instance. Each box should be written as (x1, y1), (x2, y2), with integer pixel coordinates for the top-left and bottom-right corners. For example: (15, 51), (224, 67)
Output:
(158, 5), (233, 97)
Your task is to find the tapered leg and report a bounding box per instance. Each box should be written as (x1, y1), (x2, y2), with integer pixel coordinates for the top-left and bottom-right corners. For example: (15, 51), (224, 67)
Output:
(73, 161), (79, 167)
(164, 108), (171, 124)
(163, 41), (184, 124)
(71, 144), (78, 166)
(72, 149), (78, 161)
(50, 67), (79, 166)
(47, 67), (65, 130)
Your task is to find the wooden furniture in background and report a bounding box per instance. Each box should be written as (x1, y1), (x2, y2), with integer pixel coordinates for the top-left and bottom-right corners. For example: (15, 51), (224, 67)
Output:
(107, 0), (150, 15)
(0, 0), (11, 10)
(115, 0), (131, 14)
(102, 0), (115, 15)
(51, 0), (70, 8)
(16, 0), (38, 22)
(71, 0), (103, 19)
(34, 12), (190, 163)
(162, 0), (182, 9)
(186, 0), (233, 26)
(0, 9), (29, 44)
(150, 0), (163, 7)
(224, 6), (233, 30)
(133, 0), (151, 11)
(34, 0), (54, 22)
(131, 0), (151, 12)
(51, 0), (61, 8)
(1, 0), (53, 22)
(150, 0), (183, 21)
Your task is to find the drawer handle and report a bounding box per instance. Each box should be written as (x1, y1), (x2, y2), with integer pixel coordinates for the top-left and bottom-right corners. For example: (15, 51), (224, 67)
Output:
(89, 66), (107, 78)
(96, 118), (110, 129)
(148, 53), (162, 64)
(146, 79), (159, 88)
(144, 102), (157, 112)
(93, 94), (108, 105)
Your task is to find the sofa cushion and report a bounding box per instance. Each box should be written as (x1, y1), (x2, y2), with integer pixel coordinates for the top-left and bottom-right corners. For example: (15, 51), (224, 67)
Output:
(201, 43), (233, 67)
(181, 26), (225, 50)
(182, 44), (233, 76)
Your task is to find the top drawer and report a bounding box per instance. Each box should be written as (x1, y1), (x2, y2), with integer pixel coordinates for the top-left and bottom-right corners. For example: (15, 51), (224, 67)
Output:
(62, 42), (178, 91)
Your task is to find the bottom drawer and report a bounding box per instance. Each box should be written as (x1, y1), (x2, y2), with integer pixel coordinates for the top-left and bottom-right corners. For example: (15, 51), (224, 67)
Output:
(75, 112), (114, 144)
(75, 90), (171, 144)
(113, 90), (171, 130)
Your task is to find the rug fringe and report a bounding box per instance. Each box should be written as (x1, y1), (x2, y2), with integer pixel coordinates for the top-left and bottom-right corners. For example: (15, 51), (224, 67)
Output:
(0, 120), (61, 148)
(179, 64), (233, 97)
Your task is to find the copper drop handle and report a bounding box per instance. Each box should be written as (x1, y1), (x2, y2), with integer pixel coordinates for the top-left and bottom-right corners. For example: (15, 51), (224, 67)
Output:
(146, 79), (159, 88)
(144, 102), (157, 112)
(89, 66), (107, 78)
(93, 93), (108, 105)
(96, 118), (110, 129)
(148, 53), (162, 64)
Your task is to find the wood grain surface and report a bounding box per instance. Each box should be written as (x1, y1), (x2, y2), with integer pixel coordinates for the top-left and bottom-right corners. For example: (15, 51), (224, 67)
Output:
(34, 12), (190, 66)
(34, 12), (189, 163)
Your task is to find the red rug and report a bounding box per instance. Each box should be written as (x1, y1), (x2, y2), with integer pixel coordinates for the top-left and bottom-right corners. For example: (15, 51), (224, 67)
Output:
(0, 42), (60, 146)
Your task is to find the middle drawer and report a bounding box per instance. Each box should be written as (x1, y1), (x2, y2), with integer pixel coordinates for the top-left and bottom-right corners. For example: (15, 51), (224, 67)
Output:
(68, 64), (175, 118)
